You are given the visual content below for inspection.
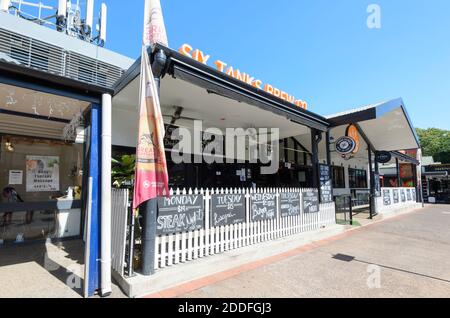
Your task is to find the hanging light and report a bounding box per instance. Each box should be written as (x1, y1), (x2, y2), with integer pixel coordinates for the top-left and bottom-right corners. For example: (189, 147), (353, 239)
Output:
(5, 139), (14, 152)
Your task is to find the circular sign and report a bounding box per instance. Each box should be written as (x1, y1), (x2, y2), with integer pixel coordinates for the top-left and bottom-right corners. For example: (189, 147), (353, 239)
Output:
(336, 136), (356, 155)
(376, 151), (392, 164)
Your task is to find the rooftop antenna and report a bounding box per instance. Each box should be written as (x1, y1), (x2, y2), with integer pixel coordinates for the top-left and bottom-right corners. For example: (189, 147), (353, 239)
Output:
(0, 0), (11, 11)
(98, 3), (107, 46)
(56, 0), (68, 31)
(85, 0), (94, 38)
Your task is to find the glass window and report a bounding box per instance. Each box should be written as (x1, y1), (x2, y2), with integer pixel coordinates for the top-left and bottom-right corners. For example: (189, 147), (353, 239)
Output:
(0, 135), (84, 243)
(332, 166), (345, 188)
(349, 168), (368, 189)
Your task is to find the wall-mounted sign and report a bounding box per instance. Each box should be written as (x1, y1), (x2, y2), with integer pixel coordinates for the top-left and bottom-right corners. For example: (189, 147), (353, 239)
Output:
(406, 189), (412, 201)
(345, 125), (361, 154)
(401, 190), (406, 202)
(393, 189), (399, 204)
(319, 164), (333, 203)
(383, 189), (392, 206)
(279, 192), (301, 218)
(8, 170), (23, 185)
(376, 151), (392, 164)
(412, 188), (417, 201)
(157, 195), (204, 235)
(26, 156), (60, 192)
(178, 43), (308, 110)
(302, 190), (319, 213)
(335, 136), (357, 155)
(211, 194), (246, 227)
(250, 193), (277, 221)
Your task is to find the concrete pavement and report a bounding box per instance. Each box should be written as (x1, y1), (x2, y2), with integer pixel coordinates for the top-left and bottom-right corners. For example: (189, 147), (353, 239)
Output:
(167, 204), (450, 298)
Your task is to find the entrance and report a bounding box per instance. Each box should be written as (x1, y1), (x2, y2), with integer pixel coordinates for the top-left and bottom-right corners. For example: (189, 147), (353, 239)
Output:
(0, 82), (92, 296)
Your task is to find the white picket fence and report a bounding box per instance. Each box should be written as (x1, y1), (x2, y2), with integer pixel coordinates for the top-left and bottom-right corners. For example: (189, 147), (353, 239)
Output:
(111, 189), (129, 276)
(154, 188), (336, 270)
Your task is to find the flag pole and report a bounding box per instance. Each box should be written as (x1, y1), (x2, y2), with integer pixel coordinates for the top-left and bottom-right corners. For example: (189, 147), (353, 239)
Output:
(140, 48), (168, 276)
(137, 0), (169, 277)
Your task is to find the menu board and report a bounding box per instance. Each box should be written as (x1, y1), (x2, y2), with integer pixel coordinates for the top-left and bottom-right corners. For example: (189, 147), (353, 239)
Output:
(211, 194), (246, 227)
(157, 195), (204, 235)
(319, 164), (333, 203)
(250, 193), (277, 221)
(401, 190), (406, 202)
(393, 189), (399, 204)
(279, 192), (301, 218)
(406, 189), (412, 201)
(302, 190), (319, 214)
(383, 189), (392, 206)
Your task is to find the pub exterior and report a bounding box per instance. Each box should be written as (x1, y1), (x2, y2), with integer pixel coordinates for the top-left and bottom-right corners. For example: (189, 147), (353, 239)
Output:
(0, 7), (422, 298)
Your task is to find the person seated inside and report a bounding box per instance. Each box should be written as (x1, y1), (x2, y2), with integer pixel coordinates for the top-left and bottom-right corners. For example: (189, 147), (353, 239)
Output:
(1, 187), (28, 226)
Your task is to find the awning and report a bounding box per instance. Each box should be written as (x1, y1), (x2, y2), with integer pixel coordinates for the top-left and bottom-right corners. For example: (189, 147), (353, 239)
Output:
(326, 99), (420, 151)
(113, 44), (329, 132)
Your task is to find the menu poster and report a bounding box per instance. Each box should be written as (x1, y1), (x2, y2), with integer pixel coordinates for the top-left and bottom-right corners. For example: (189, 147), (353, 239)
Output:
(26, 156), (60, 192)
(319, 164), (333, 203)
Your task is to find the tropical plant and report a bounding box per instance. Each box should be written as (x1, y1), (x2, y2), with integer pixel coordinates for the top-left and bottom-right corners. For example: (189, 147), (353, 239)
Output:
(111, 154), (136, 188)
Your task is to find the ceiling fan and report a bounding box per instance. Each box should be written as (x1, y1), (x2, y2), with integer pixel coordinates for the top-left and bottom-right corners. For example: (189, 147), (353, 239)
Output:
(163, 106), (201, 126)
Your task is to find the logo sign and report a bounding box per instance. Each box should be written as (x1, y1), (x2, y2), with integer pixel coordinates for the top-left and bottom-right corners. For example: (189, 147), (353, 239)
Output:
(178, 43), (308, 110)
(345, 124), (361, 154)
(335, 136), (357, 155)
(376, 151), (392, 164)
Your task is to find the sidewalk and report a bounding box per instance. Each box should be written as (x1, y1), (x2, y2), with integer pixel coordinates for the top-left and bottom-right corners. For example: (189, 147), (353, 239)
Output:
(140, 204), (428, 298)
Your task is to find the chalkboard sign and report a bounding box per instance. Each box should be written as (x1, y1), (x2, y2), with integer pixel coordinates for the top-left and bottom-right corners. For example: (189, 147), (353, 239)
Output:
(393, 189), (399, 204)
(401, 190), (406, 202)
(374, 173), (381, 197)
(250, 193), (277, 221)
(211, 194), (246, 227)
(406, 189), (412, 201)
(279, 192), (301, 218)
(383, 189), (392, 206)
(302, 190), (319, 214)
(157, 195), (204, 235)
(319, 164), (333, 203)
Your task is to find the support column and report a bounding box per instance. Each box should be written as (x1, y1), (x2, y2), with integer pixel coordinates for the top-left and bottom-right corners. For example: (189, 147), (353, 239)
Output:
(100, 93), (112, 296)
(310, 128), (321, 190)
(396, 158), (401, 187)
(368, 146), (375, 219)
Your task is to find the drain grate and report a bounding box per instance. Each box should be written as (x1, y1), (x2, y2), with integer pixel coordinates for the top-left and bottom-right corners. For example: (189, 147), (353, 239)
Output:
(332, 254), (355, 262)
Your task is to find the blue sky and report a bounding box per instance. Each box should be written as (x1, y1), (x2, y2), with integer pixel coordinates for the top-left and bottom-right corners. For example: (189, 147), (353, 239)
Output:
(98, 0), (449, 130)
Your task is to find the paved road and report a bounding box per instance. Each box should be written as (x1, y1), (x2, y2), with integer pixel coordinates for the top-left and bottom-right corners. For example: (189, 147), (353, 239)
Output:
(183, 205), (450, 298)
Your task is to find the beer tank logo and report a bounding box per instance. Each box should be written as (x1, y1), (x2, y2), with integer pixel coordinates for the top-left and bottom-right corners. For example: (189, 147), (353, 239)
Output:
(336, 136), (357, 155)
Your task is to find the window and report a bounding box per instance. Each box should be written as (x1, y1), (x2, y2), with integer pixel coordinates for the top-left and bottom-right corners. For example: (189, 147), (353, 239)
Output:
(332, 166), (345, 188)
(349, 168), (368, 189)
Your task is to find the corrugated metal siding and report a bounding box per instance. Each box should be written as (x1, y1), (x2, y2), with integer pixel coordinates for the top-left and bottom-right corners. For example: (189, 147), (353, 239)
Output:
(0, 27), (125, 88)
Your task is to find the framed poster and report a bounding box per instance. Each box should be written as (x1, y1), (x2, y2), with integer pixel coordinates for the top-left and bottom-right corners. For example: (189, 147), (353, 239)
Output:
(26, 156), (60, 192)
